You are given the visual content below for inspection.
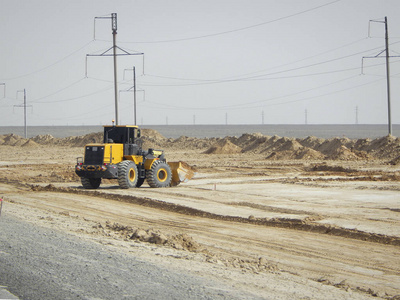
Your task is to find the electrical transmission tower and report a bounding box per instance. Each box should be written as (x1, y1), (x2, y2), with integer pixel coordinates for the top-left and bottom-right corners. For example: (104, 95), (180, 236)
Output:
(362, 17), (400, 135)
(86, 13), (144, 125)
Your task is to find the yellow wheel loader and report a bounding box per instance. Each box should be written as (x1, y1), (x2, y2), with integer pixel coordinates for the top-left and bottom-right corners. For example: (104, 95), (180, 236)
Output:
(75, 125), (194, 189)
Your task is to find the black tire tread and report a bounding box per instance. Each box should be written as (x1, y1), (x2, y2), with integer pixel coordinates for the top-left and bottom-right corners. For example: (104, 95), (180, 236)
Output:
(118, 160), (138, 189)
(146, 160), (172, 188)
(81, 177), (101, 189)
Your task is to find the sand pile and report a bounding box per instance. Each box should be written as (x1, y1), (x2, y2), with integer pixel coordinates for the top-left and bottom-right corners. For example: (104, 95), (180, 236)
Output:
(203, 139), (243, 154)
(294, 148), (326, 160)
(105, 222), (201, 252)
(2, 134), (22, 146)
(31, 134), (56, 145)
(202, 133), (399, 161)
(389, 155), (400, 165)
(21, 140), (39, 147)
(141, 129), (167, 149)
(165, 136), (217, 150)
(1, 130), (400, 161)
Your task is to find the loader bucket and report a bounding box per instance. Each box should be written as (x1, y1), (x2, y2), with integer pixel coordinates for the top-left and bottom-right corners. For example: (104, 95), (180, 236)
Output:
(168, 161), (196, 186)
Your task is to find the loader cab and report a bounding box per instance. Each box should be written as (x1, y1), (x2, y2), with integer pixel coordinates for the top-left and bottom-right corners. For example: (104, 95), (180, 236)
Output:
(103, 125), (142, 155)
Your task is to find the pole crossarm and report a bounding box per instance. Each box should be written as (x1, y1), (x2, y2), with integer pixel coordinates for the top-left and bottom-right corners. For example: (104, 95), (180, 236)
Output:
(361, 54), (400, 74)
(87, 46), (144, 57)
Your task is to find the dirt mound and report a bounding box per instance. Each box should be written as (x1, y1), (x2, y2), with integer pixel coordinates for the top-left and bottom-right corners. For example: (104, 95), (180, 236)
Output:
(299, 136), (325, 149)
(141, 128), (167, 141)
(141, 129), (168, 149)
(240, 135), (270, 153)
(236, 133), (266, 150)
(61, 132), (103, 147)
(389, 155), (400, 165)
(276, 139), (303, 152)
(167, 233), (201, 251)
(2, 128), (400, 161)
(309, 164), (358, 173)
(318, 138), (349, 156)
(326, 145), (361, 160)
(21, 140), (39, 147)
(356, 135), (400, 159)
(1, 134), (24, 146)
(31, 134), (56, 145)
(294, 147), (326, 160)
(203, 139), (243, 154)
(105, 222), (201, 252)
(165, 136), (217, 151)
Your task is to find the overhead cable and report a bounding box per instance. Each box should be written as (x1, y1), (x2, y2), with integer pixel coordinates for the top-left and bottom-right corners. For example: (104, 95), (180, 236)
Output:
(118, 0), (342, 44)
(0, 40), (95, 81)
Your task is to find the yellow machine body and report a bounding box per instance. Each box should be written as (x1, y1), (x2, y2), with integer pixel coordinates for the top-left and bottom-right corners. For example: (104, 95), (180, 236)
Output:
(76, 124), (195, 188)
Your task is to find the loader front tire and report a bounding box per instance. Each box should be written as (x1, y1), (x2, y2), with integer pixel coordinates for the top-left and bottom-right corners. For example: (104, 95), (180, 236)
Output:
(146, 160), (172, 188)
(118, 160), (138, 189)
(81, 177), (101, 189)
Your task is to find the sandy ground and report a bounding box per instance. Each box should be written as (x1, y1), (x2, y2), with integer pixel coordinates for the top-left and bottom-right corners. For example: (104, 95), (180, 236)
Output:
(0, 144), (400, 299)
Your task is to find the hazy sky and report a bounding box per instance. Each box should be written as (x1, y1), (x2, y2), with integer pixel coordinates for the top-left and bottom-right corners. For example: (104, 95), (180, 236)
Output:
(1, 0), (400, 126)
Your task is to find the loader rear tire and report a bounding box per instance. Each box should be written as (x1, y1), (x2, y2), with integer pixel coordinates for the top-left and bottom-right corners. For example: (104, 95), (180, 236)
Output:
(118, 160), (138, 189)
(146, 160), (172, 188)
(81, 177), (101, 189)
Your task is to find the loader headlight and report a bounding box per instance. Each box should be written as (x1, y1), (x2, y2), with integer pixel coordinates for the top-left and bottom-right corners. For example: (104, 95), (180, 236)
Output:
(76, 165), (82, 171)
(101, 165), (107, 171)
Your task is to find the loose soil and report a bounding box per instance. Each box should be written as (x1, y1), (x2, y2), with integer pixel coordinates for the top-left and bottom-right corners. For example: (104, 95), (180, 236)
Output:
(1, 131), (400, 299)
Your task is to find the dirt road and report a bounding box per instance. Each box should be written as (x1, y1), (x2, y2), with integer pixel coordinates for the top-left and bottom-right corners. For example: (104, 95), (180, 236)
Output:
(0, 143), (399, 299)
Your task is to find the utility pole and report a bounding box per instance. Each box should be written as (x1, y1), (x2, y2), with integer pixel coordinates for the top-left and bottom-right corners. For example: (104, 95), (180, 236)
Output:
(88, 13), (144, 125)
(261, 110), (264, 125)
(225, 113), (228, 125)
(14, 89), (32, 138)
(355, 106), (359, 124)
(0, 83), (5, 98)
(193, 114), (196, 125)
(112, 13), (119, 125)
(363, 17), (400, 136)
(133, 66), (136, 125)
(122, 66), (145, 125)
(305, 109), (308, 125)
(384, 16), (391, 135)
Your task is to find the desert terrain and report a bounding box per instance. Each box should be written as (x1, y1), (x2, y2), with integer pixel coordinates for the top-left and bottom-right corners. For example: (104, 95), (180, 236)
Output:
(0, 130), (400, 299)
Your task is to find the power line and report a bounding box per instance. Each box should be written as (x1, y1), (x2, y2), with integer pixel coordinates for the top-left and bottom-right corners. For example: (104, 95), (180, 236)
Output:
(1, 40), (94, 81)
(118, 0), (342, 44)
(30, 77), (87, 103)
(141, 62), (394, 88)
(142, 42), (400, 87)
(142, 73), (392, 111)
